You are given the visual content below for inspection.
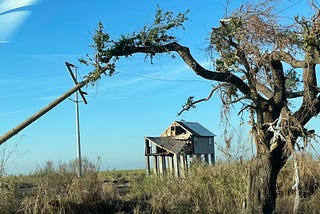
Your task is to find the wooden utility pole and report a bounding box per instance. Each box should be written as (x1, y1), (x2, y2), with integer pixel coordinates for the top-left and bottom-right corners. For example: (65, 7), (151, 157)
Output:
(66, 62), (87, 178)
(0, 66), (91, 145)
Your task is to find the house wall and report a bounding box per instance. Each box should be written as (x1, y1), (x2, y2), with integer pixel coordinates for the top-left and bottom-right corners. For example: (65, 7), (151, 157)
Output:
(193, 136), (214, 154)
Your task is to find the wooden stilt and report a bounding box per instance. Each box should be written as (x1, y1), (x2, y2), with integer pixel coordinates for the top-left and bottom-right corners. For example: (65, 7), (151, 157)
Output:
(189, 154), (194, 168)
(168, 156), (174, 175)
(145, 156), (150, 176)
(173, 154), (180, 177)
(159, 156), (166, 176)
(179, 155), (186, 178)
(145, 139), (151, 175)
(185, 155), (189, 172)
(153, 156), (158, 175)
(204, 154), (209, 164)
(210, 153), (215, 164)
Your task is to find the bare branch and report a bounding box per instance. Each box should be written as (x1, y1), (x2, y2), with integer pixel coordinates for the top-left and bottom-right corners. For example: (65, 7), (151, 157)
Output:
(223, 95), (248, 105)
(177, 85), (217, 116)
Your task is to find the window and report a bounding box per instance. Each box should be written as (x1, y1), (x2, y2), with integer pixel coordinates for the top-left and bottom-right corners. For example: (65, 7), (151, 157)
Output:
(175, 126), (185, 135)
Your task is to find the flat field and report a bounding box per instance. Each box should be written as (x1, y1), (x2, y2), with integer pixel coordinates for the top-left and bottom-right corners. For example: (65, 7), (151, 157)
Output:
(1, 157), (320, 213)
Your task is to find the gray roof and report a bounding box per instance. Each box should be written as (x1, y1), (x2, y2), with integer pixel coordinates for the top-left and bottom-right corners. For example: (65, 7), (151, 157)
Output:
(176, 121), (215, 137)
(146, 137), (187, 154)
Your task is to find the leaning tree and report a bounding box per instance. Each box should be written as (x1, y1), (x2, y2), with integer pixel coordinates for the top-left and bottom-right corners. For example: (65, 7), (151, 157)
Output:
(81, 1), (320, 213)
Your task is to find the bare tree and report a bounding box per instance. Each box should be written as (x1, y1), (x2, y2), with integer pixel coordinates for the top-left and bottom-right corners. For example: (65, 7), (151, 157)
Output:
(0, 141), (18, 176)
(81, 1), (320, 213)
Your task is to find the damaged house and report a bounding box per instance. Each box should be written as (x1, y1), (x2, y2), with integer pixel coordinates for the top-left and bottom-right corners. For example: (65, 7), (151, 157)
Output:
(145, 121), (215, 177)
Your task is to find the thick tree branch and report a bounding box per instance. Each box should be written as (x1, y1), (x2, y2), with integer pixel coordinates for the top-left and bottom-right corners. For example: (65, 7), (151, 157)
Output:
(257, 82), (273, 99)
(287, 87), (320, 98)
(302, 63), (317, 102)
(265, 51), (320, 129)
(293, 95), (320, 126)
(270, 51), (306, 68)
(287, 91), (304, 99)
(293, 58), (318, 126)
(269, 60), (286, 106)
(99, 42), (253, 98)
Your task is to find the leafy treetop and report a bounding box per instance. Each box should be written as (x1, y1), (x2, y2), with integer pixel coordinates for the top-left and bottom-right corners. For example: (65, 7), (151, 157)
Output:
(80, 6), (189, 83)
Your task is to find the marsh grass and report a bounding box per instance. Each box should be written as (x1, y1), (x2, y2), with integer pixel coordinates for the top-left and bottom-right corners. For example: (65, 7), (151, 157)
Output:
(1, 155), (320, 213)
(129, 162), (247, 214)
(0, 158), (123, 214)
(17, 159), (123, 214)
(276, 154), (320, 213)
(0, 181), (19, 214)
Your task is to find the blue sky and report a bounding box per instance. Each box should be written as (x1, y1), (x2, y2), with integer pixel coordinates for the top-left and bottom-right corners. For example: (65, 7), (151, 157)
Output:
(0, 0), (311, 174)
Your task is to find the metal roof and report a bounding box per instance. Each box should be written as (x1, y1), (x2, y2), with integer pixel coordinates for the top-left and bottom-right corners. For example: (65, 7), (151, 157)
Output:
(176, 121), (215, 137)
(146, 137), (187, 154)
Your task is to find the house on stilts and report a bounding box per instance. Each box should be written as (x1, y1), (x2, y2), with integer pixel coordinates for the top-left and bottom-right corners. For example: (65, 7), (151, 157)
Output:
(145, 121), (215, 177)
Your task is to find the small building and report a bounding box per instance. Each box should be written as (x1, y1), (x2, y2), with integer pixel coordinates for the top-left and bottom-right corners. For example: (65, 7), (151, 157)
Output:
(145, 121), (215, 177)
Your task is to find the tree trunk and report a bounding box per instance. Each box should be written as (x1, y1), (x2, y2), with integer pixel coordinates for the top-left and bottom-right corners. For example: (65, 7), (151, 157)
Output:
(244, 153), (281, 214)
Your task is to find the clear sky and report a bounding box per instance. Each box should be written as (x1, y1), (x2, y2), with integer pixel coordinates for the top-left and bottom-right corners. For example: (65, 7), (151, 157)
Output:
(0, 0), (311, 174)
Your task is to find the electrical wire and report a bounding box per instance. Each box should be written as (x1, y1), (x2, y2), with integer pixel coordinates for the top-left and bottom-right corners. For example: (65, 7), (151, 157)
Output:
(117, 67), (213, 85)
(276, 0), (305, 14)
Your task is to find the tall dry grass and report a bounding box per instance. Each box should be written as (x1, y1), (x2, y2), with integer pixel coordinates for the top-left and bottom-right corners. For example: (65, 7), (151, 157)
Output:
(130, 155), (320, 214)
(1, 155), (320, 213)
(277, 154), (320, 213)
(0, 158), (124, 214)
(130, 162), (247, 214)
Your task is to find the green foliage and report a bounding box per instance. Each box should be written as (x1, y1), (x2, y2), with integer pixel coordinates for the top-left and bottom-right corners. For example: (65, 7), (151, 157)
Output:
(211, 17), (242, 51)
(210, 18), (242, 72)
(181, 96), (196, 112)
(285, 68), (301, 92)
(79, 23), (116, 83)
(93, 22), (110, 54)
(293, 15), (320, 50)
(80, 6), (189, 85)
(139, 5), (189, 47)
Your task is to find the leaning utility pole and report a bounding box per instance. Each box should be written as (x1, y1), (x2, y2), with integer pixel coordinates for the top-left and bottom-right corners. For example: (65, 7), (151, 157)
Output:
(0, 64), (92, 145)
(66, 62), (87, 178)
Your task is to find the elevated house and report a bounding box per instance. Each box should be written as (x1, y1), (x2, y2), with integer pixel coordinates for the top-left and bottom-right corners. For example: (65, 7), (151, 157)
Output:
(145, 121), (215, 177)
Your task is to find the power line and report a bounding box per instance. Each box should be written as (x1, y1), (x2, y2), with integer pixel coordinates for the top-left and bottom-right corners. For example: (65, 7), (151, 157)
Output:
(276, 0), (305, 14)
(117, 67), (213, 85)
